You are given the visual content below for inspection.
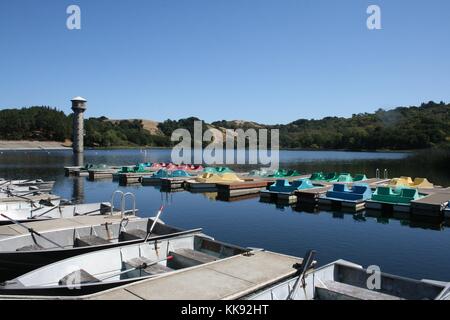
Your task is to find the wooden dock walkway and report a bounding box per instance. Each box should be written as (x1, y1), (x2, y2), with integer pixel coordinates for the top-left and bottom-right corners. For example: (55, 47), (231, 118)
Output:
(216, 193), (260, 202)
(159, 177), (192, 189)
(88, 170), (118, 181)
(64, 165), (126, 177)
(295, 186), (332, 204)
(184, 180), (218, 192)
(118, 172), (153, 185)
(64, 166), (83, 176)
(216, 180), (271, 198)
(411, 188), (450, 217)
(83, 250), (303, 300)
(260, 190), (298, 204)
(318, 197), (366, 211)
(140, 176), (164, 186)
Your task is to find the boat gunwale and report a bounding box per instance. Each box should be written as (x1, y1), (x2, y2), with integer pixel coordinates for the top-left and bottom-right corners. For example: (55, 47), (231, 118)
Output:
(0, 234), (247, 294)
(0, 218), (204, 254)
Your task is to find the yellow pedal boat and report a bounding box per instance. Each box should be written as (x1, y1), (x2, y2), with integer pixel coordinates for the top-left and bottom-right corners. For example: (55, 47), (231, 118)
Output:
(388, 176), (434, 189)
(194, 173), (245, 183)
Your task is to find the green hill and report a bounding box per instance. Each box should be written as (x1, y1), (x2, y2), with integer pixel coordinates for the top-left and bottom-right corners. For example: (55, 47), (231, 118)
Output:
(1, 101), (449, 150)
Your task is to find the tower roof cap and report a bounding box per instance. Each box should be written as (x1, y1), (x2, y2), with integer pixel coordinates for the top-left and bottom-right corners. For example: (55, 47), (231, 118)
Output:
(71, 96), (87, 102)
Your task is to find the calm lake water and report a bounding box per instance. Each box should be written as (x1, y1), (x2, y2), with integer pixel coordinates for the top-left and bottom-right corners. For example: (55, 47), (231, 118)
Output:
(1, 149), (449, 282)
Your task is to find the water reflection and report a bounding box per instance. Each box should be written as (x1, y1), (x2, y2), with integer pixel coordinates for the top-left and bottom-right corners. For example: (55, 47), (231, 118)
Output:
(260, 197), (448, 232)
(1, 149), (450, 281)
(71, 153), (85, 203)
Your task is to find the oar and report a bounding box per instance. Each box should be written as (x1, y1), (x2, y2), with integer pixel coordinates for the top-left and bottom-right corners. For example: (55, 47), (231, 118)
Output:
(287, 250), (317, 300)
(3, 190), (40, 197)
(99, 255), (173, 281)
(144, 205), (165, 242)
(0, 213), (65, 249)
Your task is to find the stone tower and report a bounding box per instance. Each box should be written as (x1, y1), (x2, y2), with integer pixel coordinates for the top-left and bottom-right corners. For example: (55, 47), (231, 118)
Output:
(71, 96), (87, 154)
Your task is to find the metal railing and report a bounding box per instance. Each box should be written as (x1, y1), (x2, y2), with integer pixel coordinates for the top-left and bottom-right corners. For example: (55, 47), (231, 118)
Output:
(376, 168), (389, 179)
(110, 190), (137, 218)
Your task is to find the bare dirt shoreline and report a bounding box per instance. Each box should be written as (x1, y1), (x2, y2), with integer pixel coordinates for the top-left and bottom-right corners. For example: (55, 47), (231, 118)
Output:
(0, 140), (70, 151)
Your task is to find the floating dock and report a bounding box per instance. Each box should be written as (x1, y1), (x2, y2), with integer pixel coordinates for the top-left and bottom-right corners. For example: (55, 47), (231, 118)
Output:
(64, 166), (123, 177)
(260, 190), (298, 204)
(318, 197), (366, 211)
(216, 180), (271, 198)
(316, 184), (373, 212)
(184, 180), (219, 192)
(75, 170), (89, 177)
(258, 175), (320, 204)
(295, 186), (332, 205)
(295, 178), (389, 207)
(88, 170), (118, 181)
(216, 193), (260, 202)
(141, 176), (164, 186)
(64, 166), (83, 176)
(78, 250), (303, 300)
(410, 188), (450, 217)
(159, 177), (192, 190)
(365, 200), (412, 213)
(118, 172), (153, 185)
(365, 188), (450, 216)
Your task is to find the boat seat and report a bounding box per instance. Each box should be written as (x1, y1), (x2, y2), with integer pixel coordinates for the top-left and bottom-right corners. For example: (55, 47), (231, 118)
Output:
(59, 269), (100, 285)
(168, 248), (218, 269)
(16, 244), (44, 252)
(352, 185), (368, 194)
(333, 184), (348, 192)
(125, 256), (154, 268)
(144, 263), (173, 275)
(125, 257), (173, 275)
(400, 188), (418, 198)
(120, 229), (153, 241)
(74, 235), (111, 247)
(315, 280), (403, 300)
(377, 187), (394, 196)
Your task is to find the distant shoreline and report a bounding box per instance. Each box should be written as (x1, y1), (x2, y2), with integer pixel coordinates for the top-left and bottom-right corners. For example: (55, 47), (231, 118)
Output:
(0, 140), (70, 151)
(0, 140), (415, 153)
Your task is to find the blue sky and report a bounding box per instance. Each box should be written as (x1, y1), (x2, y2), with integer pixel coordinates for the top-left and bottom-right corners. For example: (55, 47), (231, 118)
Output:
(0, 0), (449, 124)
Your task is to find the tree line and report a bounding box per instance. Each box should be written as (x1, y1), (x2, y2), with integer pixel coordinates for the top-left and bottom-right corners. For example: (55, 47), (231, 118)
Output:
(0, 101), (449, 150)
(0, 107), (169, 147)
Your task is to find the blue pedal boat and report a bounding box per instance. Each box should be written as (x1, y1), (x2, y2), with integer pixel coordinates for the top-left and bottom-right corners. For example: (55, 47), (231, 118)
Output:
(318, 184), (373, 211)
(142, 169), (194, 183)
(268, 179), (315, 193)
(260, 179), (316, 202)
(323, 184), (373, 202)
